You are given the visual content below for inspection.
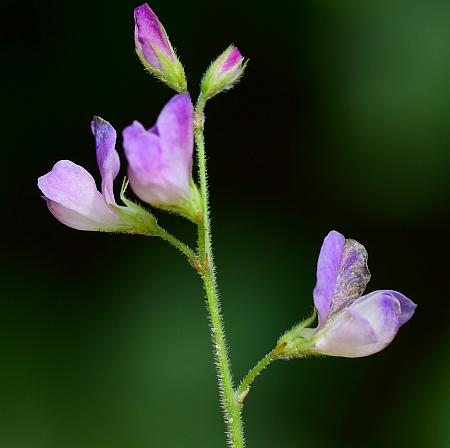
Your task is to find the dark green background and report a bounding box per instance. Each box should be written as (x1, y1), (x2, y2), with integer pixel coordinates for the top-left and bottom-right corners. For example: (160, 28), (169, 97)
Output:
(2, 0), (449, 446)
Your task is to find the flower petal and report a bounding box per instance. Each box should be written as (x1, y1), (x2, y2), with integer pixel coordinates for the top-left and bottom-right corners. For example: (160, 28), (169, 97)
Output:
(134, 3), (173, 69)
(38, 160), (120, 230)
(91, 116), (120, 204)
(331, 238), (371, 315)
(314, 291), (401, 357)
(156, 92), (193, 180)
(123, 120), (171, 203)
(313, 231), (345, 325)
(367, 290), (416, 327)
(123, 93), (194, 207)
(123, 121), (162, 174)
(222, 46), (244, 73)
(314, 309), (378, 357)
(45, 200), (109, 231)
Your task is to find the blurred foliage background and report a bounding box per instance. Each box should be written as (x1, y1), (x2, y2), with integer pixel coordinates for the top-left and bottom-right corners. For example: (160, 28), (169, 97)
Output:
(2, 0), (450, 446)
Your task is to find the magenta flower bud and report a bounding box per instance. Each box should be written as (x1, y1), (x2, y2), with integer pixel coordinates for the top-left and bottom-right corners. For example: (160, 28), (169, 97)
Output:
(123, 93), (201, 223)
(38, 117), (156, 233)
(201, 45), (247, 99)
(134, 3), (187, 92)
(280, 231), (416, 358)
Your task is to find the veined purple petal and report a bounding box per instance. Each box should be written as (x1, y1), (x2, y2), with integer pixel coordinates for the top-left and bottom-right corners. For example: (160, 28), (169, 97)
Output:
(313, 231), (345, 326)
(222, 46), (244, 73)
(91, 116), (119, 205)
(314, 291), (401, 357)
(331, 238), (371, 314)
(313, 231), (371, 326)
(134, 3), (173, 69)
(38, 160), (120, 230)
(123, 93), (193, 207)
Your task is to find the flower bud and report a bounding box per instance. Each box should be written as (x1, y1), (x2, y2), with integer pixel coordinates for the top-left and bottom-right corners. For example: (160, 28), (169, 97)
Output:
(134, 3), (187, 92)
(201, 45), (246, 99)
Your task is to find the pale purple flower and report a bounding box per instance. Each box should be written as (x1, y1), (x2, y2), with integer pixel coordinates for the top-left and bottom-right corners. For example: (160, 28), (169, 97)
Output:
(123, 93), (201, 222)
(38, 118), (134, 232)
(201, 45), (246, 99)
(134, 3), (186, 92)
(279, 231), (416, 358)
(307, 231), (416, 357)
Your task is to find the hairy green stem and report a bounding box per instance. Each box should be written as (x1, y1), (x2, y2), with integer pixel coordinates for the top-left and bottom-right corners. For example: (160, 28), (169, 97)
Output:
(195, 94), (245, 447)
(236, 349), (278, 402)
(154, 227), (197, 264)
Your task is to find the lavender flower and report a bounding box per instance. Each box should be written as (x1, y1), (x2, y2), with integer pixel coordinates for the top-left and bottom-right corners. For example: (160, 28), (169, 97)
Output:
(201, 45), (246, 99)
(280, 231), (416, 358)
(134, 3), (187, 92)
(123, 93), (201, 223)
(38, 117), (156, 233)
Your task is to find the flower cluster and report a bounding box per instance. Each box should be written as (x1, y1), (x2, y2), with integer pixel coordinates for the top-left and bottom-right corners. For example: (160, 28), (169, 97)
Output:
(39, 3), (243, 232)
(38, 2), (415, 370)
(38, 93), (200, 231)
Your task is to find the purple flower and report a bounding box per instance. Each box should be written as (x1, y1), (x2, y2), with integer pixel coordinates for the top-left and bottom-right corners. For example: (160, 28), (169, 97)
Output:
(201, 45), (246, 99)
(38, 117), (155, 233)
(134, 3), (186, 92)
(123, 93), (201, 223)
(280, 231), (416, 358)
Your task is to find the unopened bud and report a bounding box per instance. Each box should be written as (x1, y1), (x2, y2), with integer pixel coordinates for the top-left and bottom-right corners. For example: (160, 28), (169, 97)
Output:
(134, 3), (187, 92)
(201, 45), (246, 99)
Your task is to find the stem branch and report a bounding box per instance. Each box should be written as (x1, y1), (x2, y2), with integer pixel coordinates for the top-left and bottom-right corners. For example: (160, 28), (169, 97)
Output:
(236, 349), (279, 402)
(155, 227), (197, 264)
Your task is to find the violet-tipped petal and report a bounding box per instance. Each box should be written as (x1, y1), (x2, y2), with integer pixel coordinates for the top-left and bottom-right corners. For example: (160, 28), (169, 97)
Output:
(201, 45), (246, 99)
(123, 93), (201, 222)
(91, 116), (120, 205)
(134, 3), (187, 92)
(313, 291), (404, 357)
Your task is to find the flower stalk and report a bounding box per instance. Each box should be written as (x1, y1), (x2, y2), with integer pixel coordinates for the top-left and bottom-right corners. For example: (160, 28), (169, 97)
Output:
(236, 349), (279, 403)
(153, 226), (197, 264)
(194, 94), (245, 447)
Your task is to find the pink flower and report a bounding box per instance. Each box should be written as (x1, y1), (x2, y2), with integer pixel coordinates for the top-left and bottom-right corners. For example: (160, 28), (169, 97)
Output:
(38, 117), (155, 233)
(123, 93), (201, 222)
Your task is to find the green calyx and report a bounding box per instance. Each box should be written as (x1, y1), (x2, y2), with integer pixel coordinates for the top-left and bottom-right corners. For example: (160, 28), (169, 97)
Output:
(109, 179), (159, 236)
(152, 181), (203, 225)
(136, 46), (187, 93)
(276, 309), (319, 358)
